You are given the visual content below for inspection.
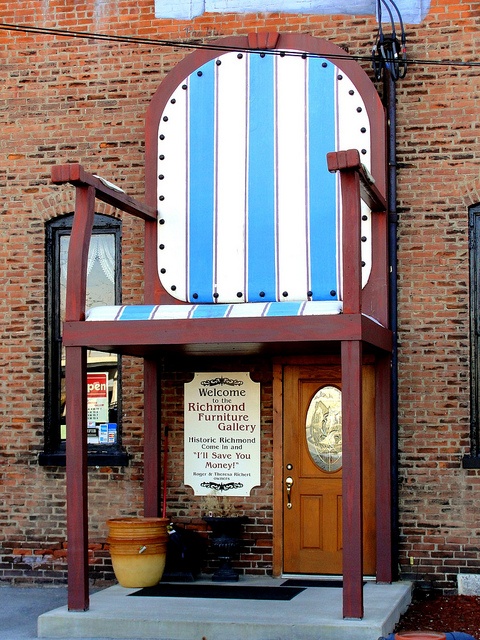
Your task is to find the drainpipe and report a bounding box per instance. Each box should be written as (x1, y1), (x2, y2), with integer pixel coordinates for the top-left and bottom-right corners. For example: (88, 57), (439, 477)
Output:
(384, 67), (399, 579)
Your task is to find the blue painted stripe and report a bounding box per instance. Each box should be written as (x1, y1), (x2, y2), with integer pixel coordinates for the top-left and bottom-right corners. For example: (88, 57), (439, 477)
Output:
(190, 304), (232, 318)
(264, 301), (302, 316)
(117, 305), (157, 320)
(246, 53), (277, 302)
(188, 61), (216, 302)
(307, 58), (338, 300)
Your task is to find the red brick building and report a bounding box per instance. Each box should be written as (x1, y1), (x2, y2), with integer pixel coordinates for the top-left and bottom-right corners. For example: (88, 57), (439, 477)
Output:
(0, 0), (479, 599)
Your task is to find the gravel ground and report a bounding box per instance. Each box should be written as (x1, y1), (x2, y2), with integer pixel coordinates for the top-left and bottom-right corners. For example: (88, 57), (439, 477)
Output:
(394, 594), (480, 638)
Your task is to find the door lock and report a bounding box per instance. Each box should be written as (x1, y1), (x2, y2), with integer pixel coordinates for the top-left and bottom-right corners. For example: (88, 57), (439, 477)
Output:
(285, 476), (294, 509)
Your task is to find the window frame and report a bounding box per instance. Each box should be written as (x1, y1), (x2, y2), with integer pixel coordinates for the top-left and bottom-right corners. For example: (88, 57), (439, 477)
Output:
(463, 203), (480, 468)
(39, 212), (129, 467)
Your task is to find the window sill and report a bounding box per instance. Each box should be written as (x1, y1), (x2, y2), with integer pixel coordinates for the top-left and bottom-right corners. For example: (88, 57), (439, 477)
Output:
(38, 448), (131, 467)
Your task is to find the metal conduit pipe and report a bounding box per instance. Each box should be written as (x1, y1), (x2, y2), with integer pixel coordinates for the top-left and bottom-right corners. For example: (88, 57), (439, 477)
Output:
(384, 67), (400, 578)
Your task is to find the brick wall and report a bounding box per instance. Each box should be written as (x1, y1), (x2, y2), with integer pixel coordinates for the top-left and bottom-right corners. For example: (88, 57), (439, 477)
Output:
(394, 0), (480, 591)
(0, 0), (479, 591)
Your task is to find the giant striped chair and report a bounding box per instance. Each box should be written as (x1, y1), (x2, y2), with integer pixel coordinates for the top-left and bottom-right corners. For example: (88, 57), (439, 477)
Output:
(53, 33), (391, 615)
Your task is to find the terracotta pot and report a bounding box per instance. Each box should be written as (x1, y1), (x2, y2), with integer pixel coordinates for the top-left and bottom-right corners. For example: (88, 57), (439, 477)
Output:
(107, 517), (169, 541)
(394, 633), (446, 640)
(107, 517), (169, 588)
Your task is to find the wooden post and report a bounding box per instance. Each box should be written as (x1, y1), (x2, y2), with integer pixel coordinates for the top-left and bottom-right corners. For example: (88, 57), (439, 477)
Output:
(143, 359), (161, 517)
(64, 183), (95, 612)
(375, 353), (393, 582)
(66, 346), (89, 611)
(342, 340), (364, 619)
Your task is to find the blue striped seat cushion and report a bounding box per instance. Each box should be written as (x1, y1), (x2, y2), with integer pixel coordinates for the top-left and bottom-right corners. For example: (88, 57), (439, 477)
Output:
(86, 301), (343, 321)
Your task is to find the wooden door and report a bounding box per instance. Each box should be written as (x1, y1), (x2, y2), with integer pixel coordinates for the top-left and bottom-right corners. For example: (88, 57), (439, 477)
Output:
(283, 364), (376, 575)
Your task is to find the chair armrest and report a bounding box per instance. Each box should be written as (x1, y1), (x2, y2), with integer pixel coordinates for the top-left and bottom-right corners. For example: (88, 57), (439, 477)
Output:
(326, 149), (386, 213)
(327, 149), (387, 315)
(51, 163), (156, 221)
(52, 164), (156, 321)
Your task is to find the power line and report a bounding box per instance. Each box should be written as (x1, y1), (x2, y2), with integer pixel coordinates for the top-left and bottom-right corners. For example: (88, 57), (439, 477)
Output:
(373, 0), (407, 80)
(1, 21), (480, 70)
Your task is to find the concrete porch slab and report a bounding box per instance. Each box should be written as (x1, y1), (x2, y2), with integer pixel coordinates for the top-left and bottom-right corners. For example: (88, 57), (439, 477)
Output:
(38, 577), (412, 640)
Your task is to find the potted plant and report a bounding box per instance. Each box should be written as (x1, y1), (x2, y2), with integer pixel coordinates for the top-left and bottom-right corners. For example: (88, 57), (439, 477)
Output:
(201, 494), (248, 582)
(106, 517), (169, 588)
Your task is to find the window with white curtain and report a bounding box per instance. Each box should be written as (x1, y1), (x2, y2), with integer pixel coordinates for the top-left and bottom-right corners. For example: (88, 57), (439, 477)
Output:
(40, 213), (129, 466)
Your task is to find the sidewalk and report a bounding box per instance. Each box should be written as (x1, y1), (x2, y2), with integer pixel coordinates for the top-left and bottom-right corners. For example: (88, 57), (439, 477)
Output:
(0, 586), (126, 640)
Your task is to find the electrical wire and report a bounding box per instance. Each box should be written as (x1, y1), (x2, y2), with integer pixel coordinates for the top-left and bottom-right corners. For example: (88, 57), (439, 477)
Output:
(0, 20), (384, 64)
(372, 0), (407, 81)
(384, 0), (407, 78)
(0, 21), (479, 70)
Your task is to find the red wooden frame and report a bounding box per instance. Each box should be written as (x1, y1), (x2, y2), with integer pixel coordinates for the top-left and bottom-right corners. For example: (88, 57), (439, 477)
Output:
(52, 33), (393, 620)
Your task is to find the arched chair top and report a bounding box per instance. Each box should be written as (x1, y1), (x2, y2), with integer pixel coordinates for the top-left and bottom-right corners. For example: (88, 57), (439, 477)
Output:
(144, 33), (387, 311)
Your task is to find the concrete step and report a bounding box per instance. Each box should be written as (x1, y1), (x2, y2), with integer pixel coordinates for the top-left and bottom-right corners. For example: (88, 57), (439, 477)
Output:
(38, 577), (412, 640)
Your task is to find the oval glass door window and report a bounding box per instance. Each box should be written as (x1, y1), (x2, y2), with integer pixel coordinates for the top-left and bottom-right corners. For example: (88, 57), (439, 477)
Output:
(305, 385), (342, 472)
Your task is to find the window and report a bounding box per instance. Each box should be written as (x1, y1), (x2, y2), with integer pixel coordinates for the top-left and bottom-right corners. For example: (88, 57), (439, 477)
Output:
(306, 385), (342, 472)
(464, 203), (480, 468)
(153, 0), (430, 23)
(39, 213), (129, 466)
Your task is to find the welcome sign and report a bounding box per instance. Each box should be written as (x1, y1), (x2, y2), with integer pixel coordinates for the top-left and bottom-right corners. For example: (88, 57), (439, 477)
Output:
(184, 372), (261, 496)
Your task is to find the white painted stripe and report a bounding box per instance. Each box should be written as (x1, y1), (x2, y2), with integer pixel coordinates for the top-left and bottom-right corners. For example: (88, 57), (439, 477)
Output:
(301, 300), (343, 315)
(150, 305), (194, 319)
(227, 303), (269, 318)
(214, 53), (249, 302)
(157, 82), (189, 301)
(275, 54), (309, 301)
(335, 72), (372, 288)
(86, 306), (122, 321)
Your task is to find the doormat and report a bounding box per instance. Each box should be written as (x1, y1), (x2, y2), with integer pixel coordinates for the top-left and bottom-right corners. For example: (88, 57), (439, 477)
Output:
(281, 579), (365, 588)
(129, 584), (304, 601)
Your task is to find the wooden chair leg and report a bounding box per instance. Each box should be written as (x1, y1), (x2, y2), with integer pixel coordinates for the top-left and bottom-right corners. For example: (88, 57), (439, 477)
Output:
(66, 346), (89, 611)
(342, 341), (364, 619)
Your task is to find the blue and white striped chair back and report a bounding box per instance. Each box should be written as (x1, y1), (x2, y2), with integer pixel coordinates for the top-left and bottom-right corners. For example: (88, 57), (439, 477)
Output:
(156, 50), (372, 305)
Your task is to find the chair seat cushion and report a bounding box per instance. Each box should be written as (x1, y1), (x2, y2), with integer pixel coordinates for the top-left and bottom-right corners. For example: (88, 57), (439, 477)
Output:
(86, 301), (343, 321)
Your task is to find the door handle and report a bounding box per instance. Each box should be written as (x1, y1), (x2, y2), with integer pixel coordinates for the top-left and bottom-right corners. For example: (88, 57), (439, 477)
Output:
(285, 476), (294, 509)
